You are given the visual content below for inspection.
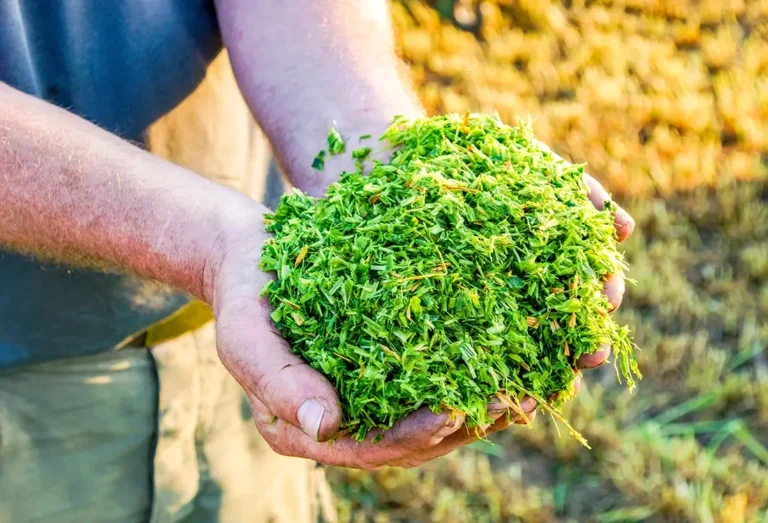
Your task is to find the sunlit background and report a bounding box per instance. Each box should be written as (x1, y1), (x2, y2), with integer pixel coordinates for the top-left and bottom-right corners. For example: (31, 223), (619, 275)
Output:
(329, 1), (768, 521)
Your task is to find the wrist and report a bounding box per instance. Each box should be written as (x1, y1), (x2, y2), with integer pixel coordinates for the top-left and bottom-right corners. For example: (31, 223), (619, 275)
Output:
(269, 89), (425, 197)
(199, 192), (267, 309)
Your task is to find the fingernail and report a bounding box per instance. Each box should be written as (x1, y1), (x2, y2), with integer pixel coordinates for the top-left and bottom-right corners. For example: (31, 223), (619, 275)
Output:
(487, 402), (508, 413)
(297, 399), (325, 441)
(614, 207), (635, 240)
(577, 344), (611, 369)
(487, 392), (513, 413)
(489, 396), (537, 416)
(618, 207), (634, 227)
(520, 396), (538, 413)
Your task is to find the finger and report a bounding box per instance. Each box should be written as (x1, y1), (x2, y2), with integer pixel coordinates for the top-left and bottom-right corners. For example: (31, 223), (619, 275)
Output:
(572, 373), (582, 396)
(256, 403), (466, 469)
(576, 344), (611, 369)
(583, 174), (635, 242)
(603, 273), (626, 312)
(395, 398), (538, 466)
(246, 394), (351, 464)
(487, 394), (538, 417)
(547, 373), (582, 403)
(217, 295), (342, 442)
(252, 392), (466, 468)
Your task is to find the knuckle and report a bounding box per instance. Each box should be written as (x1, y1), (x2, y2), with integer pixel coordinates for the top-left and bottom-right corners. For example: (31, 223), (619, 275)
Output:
(253, 412), (276, 430)
(388, 427), (409, 449)
(250, 367), (278, 405)
(341, 449), (389, 471)
(389, 424), (428, 453)
(256, 426), (304, 460)
(341, 456), (376, 470)
(254, 418), (274, 436)
(357, 453), (387, 470)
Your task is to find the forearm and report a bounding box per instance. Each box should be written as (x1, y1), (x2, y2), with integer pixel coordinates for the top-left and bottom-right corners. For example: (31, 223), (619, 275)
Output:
(0, 83), (262, 301)
(217, 0), (424, 195)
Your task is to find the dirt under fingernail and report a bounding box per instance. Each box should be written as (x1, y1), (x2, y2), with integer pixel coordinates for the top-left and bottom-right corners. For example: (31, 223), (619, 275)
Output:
(487, 402), (507, 413)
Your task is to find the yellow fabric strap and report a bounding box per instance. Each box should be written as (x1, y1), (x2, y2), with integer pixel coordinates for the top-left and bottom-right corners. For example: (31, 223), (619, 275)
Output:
(144, 300), (215, 347)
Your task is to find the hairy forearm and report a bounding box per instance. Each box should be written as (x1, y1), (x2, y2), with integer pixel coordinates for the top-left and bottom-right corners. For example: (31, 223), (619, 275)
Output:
(0, 83), (262, 301)
(217, 0), (424, 195)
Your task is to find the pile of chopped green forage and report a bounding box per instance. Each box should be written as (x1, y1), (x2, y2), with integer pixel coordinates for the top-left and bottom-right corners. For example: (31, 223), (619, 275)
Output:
(260, 114), (640, 443)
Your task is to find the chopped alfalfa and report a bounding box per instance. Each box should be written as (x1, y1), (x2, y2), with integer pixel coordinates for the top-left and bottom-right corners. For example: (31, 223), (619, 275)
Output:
(260, 114), (640, 444)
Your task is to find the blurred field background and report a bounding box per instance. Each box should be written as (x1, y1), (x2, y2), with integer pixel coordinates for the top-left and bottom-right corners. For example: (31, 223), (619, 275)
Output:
(328, 1), (768, 521)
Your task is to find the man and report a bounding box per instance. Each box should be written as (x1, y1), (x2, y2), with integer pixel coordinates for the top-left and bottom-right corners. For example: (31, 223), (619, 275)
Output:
(0, 1), (634, 521)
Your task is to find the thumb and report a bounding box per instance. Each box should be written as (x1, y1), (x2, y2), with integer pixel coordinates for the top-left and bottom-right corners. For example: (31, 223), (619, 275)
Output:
(216, 295), (342, 442)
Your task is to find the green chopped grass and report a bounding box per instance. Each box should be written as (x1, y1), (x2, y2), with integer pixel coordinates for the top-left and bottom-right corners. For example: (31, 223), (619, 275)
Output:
(312, 149), (326, 171)
(327, 127), (346, 155)
(261, 114), (639, 442)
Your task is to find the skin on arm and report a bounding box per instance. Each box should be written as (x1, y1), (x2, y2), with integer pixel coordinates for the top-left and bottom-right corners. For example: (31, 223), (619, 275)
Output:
(217, 0), (424, 196)
(0, 82), (256, 299)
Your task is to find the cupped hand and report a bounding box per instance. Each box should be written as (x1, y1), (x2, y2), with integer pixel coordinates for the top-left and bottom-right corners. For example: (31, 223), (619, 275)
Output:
(207, 156), (634, 470)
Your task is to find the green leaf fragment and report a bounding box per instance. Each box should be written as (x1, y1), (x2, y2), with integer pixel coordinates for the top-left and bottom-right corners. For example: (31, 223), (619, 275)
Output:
(311, 149), (326, 171)
(352, 146), (373, 171)
(352, 146), (373, 161)
(327, 127), (346, 155)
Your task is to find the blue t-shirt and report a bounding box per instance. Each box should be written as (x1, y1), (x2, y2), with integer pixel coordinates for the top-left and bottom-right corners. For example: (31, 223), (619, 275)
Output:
(0, 1), (223, 368)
